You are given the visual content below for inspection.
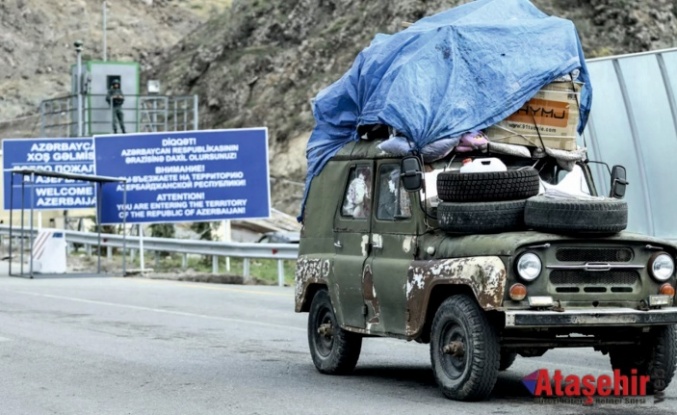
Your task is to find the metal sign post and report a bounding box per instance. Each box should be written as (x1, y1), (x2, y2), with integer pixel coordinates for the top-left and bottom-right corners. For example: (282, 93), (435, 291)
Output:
(223, 219), (231, 271)
(75, 41), (84, 137)
(139, 224), (145, 274)
(28, 172), (35, 278)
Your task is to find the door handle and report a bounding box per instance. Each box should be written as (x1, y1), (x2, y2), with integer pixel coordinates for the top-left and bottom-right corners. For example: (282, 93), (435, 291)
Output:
(334, 240), (342, 249)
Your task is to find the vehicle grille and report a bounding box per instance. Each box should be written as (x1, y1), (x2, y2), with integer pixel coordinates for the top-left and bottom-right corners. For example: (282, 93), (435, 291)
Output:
(555, 248), (633, 263)
(550, 270), (639, 286)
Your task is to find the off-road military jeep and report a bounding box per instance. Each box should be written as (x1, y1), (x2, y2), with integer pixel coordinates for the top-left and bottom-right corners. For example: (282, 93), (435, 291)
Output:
(295, 139), (677, 401)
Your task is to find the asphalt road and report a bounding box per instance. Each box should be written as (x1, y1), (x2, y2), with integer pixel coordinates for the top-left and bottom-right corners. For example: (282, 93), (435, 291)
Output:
(0, 273), (676, 415)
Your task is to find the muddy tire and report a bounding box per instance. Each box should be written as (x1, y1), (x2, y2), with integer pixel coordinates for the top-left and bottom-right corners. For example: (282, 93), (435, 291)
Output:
(437, 168), (539, 202)
(437, 200), (526, 234)
(609, 325), (677, 394)
(499, 350), (518, 371)
(308, 289), (362, 375)
(430, 295), (500, 401)
(524, 195), (628, 234)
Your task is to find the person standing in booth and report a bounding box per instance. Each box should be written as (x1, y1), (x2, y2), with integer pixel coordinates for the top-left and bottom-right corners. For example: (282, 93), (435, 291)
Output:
(106, 80), (126, 134)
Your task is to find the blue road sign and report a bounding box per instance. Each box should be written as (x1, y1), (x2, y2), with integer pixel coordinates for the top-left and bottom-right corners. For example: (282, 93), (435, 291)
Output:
(94, 128), (271, 224)
(2, 138), (96, 210)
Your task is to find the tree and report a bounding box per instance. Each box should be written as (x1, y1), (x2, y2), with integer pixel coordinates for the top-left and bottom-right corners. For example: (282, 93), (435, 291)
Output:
(150, 224), (175, 257)
(191, 222), (220, 266)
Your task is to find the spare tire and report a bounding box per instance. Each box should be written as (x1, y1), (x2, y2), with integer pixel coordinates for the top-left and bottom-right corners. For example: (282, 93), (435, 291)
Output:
(438, 200), (527, 234)
(524, 196), (628, 234)
(437, 168), (540, 202)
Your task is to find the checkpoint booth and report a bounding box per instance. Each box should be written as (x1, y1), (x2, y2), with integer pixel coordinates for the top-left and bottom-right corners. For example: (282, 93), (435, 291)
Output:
(2, 136), (129, 278)
(4, 167), (127, 279)
(71, 61), (140, 136)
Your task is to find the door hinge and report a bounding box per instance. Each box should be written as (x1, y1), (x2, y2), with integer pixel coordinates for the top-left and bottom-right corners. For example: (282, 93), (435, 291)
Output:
(361, 305), (368, 316)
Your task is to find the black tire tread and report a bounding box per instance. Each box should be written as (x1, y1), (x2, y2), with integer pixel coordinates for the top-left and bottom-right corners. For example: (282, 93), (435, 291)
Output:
(430, 295), (500, 401)
(499, 350), (518, 371)
(525, 195), (628, 234)
(437, 168), (540, 202)
(609, 325), (677, 394)
(308, 289), (362, 375)
(437, 200), (526, 234)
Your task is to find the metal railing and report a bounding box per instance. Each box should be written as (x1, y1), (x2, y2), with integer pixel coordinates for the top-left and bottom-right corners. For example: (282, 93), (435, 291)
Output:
(0, 226), (299, 286)
(39, 94), (199, 137)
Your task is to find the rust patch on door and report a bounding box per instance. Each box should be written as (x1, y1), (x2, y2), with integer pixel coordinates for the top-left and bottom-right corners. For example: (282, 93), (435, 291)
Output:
(405, 256), (507, 336)
(295, 256), (331, 312)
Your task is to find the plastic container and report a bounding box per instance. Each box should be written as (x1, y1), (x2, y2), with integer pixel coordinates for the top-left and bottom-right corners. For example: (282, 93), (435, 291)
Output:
(459, 157), (507, 173)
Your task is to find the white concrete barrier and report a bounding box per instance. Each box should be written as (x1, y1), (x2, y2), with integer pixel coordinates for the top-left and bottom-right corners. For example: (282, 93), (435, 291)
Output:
(31, 230), (67, 274)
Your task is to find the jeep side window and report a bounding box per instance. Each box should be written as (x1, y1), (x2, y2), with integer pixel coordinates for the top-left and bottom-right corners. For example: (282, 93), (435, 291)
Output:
(376, 164), (411, 220)
(341, 166), (372, 219)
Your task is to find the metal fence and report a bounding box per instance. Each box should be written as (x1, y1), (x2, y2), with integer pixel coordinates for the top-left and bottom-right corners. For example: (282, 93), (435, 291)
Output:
(0, 225), (299, 286)
(39, 94), (199, 137)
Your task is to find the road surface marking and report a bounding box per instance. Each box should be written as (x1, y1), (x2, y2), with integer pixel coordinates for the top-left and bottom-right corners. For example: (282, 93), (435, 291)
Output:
(0, 336), (11, 342)
(3, 290), (305, 333)
(0, 288), (627, 372)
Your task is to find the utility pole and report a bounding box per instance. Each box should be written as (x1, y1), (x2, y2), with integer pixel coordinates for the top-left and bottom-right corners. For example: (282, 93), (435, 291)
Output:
(102, 1), (107, 61)
(75, 40), (84, 137)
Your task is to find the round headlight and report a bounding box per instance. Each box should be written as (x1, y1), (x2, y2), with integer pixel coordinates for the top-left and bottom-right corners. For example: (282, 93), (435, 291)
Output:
(517, 252), (542, 281)
(650, 253), (674, 282)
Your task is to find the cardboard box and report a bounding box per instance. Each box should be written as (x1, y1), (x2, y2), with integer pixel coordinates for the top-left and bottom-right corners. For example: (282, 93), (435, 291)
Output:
(486, 81), (582, 151)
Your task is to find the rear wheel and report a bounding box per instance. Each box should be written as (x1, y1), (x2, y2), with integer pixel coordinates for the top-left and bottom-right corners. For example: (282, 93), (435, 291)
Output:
(308, 289), (362, 374)
(430, 295), (500, 401)
(609, 325), (677, 394)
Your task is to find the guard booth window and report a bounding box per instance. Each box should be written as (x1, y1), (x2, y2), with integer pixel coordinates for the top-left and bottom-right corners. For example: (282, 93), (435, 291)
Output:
(376, 164), (411, 220)
(341, 166), (372, 219)
(107, 75), (122, 88)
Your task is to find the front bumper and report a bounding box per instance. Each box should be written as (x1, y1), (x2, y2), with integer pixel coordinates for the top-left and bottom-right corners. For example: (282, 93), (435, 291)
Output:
(505, 307), (677, 328)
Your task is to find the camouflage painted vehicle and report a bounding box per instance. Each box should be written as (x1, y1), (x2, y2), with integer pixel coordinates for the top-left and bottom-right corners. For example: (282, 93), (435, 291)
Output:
(295, 139), (677, 401)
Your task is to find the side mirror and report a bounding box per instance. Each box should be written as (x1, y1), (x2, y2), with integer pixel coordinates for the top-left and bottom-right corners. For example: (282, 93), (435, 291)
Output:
(609, 165), (628, 199)
(401, 156), (423, 192)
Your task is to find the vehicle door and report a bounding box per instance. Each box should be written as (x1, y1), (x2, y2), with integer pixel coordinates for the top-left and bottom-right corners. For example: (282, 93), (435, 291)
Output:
(333, 162), (374, 330)
(363, 161), (417, 335)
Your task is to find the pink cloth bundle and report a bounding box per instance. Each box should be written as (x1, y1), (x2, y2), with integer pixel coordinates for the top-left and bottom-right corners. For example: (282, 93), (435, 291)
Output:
(455, 132), (489, 152)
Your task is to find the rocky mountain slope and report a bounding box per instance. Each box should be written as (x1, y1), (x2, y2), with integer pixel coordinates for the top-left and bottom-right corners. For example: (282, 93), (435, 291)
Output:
(147, 0), (677, 215)
(0, 0), (233, 121)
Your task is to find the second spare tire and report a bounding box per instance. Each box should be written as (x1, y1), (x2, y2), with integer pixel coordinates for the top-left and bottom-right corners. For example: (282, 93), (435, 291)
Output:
(438, 200), (527, 234)
(524, 195), (628, 234)
(437, 168), (540, 202)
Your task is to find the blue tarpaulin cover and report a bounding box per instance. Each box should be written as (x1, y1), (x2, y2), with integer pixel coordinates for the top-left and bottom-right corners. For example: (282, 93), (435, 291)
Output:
(300, 0), (592, 220)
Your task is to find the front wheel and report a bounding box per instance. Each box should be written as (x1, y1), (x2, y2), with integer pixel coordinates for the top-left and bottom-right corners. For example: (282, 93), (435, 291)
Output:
(307, 289), (362, 374)
(430, 294), (500, 401)
(499, 350), (518, 371)
(609, 325), (677, 394)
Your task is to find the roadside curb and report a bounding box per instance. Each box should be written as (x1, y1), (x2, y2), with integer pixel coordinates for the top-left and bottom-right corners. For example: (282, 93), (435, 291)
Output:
(130, 272), (278, 286)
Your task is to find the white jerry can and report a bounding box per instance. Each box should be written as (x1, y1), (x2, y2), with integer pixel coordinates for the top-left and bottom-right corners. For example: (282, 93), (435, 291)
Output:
(459, 157), (507, 173)
(31, 230), (67, 274)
